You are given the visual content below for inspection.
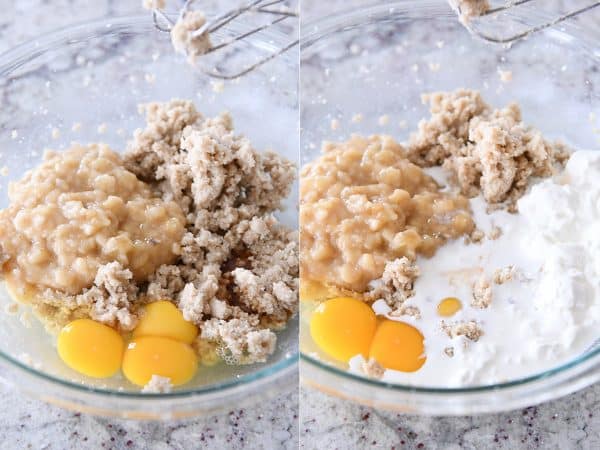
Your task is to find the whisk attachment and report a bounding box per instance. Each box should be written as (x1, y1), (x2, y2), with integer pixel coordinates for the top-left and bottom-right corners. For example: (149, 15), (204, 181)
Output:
(150, 0), (298, 79)
(459, 0), (600, 44)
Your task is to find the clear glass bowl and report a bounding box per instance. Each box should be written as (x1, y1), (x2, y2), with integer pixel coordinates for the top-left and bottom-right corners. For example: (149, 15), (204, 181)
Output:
(0, 14), (298, 419)
(300, 0), (600, 415)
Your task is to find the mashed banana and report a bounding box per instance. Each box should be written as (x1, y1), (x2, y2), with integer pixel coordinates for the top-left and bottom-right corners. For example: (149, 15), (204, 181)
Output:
(0, 144), (185, 295)
(300, 134), (474, 292)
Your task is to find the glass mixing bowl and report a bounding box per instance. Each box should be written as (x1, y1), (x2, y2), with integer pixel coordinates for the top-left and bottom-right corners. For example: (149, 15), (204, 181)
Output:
(0, 14), (298, 419)
(300, 0), (600, 415)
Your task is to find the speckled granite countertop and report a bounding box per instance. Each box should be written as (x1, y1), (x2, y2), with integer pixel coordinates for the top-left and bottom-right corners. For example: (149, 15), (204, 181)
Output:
(300, 386), (600, 449)
(0, 1), (298, 449)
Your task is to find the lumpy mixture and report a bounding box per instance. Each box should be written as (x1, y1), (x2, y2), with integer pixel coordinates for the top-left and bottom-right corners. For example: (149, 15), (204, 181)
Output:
(302, 89), (585, 387)
(0, 99), (298, 366)
(300, 134), (474, 292)
(0, 144), (185, 295)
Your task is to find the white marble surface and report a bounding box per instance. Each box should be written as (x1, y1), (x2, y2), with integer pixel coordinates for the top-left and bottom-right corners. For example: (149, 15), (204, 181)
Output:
(0, 1), (298, 449)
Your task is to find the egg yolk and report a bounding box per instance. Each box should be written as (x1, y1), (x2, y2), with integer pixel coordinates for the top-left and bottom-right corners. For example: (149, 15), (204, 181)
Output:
(369, 320), (426, 372)
(133, 300), (198, 344)
(57, 319), (124, 378)
(122, 336), (198, 387)
(437, 297), (462, 317)
(310, 297), (377, 362)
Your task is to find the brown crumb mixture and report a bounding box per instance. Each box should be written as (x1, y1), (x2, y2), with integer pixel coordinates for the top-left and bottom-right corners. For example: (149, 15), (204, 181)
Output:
(468, 229), (485, 244)
(488, 226), (502, 240)
(448, 0), (490, 24)
(142, 0), (166, 10)
(471, 274), (492, 309)
(444, 347), (455, 358)
(389, 304), (421, 320)
(123, 100), (297, 364)
(493, 265), (516, 285)
(361, 357), (385, 379)
(170, 10), (212, 64)
(408, 89), (569, 211)
(364, 257), (420, 312)
(442, 320), (484, 342)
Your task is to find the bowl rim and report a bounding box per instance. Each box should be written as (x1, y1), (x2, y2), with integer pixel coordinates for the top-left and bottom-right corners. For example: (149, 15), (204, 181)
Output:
(299, 0), (600, 396)
(0, 13), (299, 400)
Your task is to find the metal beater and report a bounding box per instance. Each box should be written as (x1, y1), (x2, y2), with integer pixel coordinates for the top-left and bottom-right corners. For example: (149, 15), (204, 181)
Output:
(150, 0), (298, 79)
(462, 0), (600, 44)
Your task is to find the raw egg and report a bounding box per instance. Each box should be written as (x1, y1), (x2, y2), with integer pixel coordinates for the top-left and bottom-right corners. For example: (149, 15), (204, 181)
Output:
(133, 300), (198, 344)
(310, 297), (377, 362)
(122, 336), (198, 386)
(369, 319), (426, 372)
(437, 297), (462, 317)
(57, 319), (124, 378)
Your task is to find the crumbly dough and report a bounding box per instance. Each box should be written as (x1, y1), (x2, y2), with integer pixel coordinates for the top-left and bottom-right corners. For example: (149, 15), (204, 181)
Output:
(142, 374), (173, 393)
(471, 274), (492, 309)
(448, 0), (490, 24)
(361, 357), (385, 379)
(364, 257), (420, 312)
(170, 10), (212, 63)
(488, 226), (502, 240)
(300, 134), (474, 292)
(1, 99), (298, 365)
(0, 144), (185, 295)
(442, 320), (483, 342)
(469, 229), (485, 244)
(142, 0), (166, 10)
(408, 89), (569, 210)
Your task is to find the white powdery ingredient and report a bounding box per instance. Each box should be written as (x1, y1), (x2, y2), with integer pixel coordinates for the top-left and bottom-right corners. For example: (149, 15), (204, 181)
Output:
(11, 130), (18, 139)
(353, 151), (600, 387)
(142, 374), (173, 393)
(170, 10), (212, 64)
(142, 0), (166, 10)
(51, 128), (61, 140)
